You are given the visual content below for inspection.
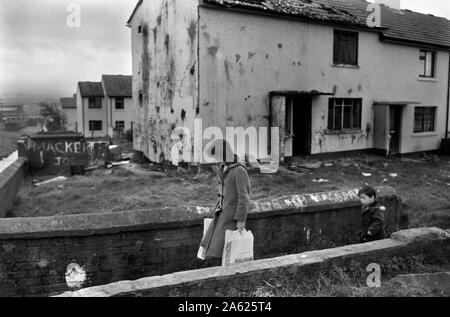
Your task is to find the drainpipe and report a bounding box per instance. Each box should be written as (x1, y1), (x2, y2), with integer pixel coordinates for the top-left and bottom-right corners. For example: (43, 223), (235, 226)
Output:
(446, 52), (450, 140)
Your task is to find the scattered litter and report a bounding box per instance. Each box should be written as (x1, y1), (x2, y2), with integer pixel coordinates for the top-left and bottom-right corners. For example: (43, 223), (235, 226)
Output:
(313, 179), (329, 183)
(85, 166), (99, 172)
(57, 185), (65, 189)
(298, 162), (322, 170)
(362, 173), (372, 177)
(389, 173), (398, 178)
(122, 153), (134, 161)
(35, 176), (68, 187)
(324, 162), (334, 167)
(111, 161), (131, 167)
(300, 254), (308, 259)
(383, 178), (389, 183)
(383, 163), (389, 168)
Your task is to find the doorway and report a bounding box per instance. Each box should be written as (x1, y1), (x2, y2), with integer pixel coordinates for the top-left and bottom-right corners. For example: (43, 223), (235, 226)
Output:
(389, 106), (402, 155)
(291, 96), (312, 156)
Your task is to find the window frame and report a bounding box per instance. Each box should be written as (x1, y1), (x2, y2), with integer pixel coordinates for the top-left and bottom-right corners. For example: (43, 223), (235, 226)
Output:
(88, 97), (102, 109)
(333, 29), (359, 67)
(328, 98), (362, 132)
(88, 120), (103, 131)
(115, 97), (125, 110)
(414, 107), (436, 133)
(115, 121), (125, 130)
(419, 50), (436, 78)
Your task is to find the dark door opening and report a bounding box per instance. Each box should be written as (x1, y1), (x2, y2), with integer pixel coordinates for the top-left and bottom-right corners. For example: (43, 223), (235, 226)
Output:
(292, 96), (312, 156)
(389, 106), (402, 155)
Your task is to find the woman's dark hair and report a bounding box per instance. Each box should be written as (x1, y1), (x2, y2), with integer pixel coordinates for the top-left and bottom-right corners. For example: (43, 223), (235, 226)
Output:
(358, 185), (377, 199)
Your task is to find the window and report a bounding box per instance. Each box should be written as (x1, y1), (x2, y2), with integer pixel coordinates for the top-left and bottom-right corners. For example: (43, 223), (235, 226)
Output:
(88, 97), (102, 109)
(89, 120), (103, 131)
(138, 26), (142, 33)
(115, 97), (125, 110)
(115, 121), (125, 130)
(328, 98), (362, 131)
(333, 30), (359, 66)
(419, 50), (436, 78)
(414, 107), (436, 133)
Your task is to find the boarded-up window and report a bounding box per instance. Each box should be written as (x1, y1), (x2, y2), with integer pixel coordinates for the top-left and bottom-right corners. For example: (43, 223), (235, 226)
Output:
(88, 97), (102, 109)
(89, 120), (103, 131)
(414, 107), (436, 133)
(419, 50), (436, 78)
(333, 30), (359, 66)
(328, 98), (362, 131)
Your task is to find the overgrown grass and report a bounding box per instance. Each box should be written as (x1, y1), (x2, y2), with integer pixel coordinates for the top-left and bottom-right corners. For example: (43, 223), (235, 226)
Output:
(0, 130), (21, 159)
(224, 245), (450, 297)
(7, 153), (450, 232)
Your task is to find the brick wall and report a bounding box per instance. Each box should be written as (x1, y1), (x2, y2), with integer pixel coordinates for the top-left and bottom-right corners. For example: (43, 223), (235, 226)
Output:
(57, 228), (450, 297)
(0, 186), (401, 297)
(0, 158), (27, 218)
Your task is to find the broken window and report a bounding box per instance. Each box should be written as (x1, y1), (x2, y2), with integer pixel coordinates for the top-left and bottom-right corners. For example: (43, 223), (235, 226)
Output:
(328, 98), (362, 131)
(89, 120), (103, 131)
(115, 97), (125, 110)
(115, 121), (125, 130)
(333, 30), (358, 66)
(88, 97), (102, 109)
(414, 107), (436, 133)
(419, 50), (436, 78)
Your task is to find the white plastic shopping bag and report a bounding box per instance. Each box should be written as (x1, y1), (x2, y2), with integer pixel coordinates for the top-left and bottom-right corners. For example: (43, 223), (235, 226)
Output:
(197, 218), (213, 260)
(222, 229), (254, 267)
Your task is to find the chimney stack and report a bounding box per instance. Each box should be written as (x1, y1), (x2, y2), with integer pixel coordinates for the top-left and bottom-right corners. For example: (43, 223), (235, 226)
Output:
(375, 0), (401, 10)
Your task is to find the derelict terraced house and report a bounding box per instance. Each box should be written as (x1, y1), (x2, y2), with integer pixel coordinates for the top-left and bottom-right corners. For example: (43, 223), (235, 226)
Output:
(128, 0), (450, 163)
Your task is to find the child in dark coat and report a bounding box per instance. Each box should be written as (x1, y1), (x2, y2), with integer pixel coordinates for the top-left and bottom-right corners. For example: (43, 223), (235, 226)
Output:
(358, 186), (386, 243)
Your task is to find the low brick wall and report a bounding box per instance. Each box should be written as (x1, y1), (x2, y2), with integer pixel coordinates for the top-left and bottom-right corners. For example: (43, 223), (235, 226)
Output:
(0, 186), (400, 297)
(0, 158), (27, 218)
(57, 228), (450, 297)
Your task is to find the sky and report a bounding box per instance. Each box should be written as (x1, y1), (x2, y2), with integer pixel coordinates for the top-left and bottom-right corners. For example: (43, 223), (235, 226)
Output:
(0, 0), (449, 102)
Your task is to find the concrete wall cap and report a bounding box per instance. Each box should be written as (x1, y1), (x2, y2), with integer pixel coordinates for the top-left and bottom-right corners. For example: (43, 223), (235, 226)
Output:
(390, 227), (450, 244)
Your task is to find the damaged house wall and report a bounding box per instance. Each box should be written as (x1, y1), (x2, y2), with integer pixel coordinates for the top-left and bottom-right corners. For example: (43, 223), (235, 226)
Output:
(130, 0), (199, 163)
(198, 6), (449, 156)
(130, 0), (450, 161)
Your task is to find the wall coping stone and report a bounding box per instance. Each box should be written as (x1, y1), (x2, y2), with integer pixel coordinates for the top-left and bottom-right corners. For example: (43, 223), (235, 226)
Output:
(56, 227), (450, 297)
(0, 186), (398, 240)
(0, 157), (27, 189)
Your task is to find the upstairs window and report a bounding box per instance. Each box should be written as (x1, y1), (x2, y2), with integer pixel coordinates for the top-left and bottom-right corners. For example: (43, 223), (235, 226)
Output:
(115, 97), (125, 110)
(333, 30), (359, 66)
(328, 98), (362, 131)
(414, 107), (436, 133)
(88, 97), (102, 109)
(419, 50), (436, 78)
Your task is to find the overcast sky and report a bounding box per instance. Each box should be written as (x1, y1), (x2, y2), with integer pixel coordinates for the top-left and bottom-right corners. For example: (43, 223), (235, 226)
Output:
(0, 0), (449, 99)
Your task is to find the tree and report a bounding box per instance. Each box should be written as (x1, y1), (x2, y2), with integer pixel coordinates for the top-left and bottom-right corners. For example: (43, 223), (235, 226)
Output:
(39, 102), (68, 132)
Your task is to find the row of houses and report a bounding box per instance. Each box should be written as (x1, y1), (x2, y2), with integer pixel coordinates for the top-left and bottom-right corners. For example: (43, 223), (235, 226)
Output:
(127, 0), (450, 163)
(60, 75), (134, 138)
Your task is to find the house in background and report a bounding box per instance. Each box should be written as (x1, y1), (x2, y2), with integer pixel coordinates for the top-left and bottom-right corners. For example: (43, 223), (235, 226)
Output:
(76, 81), (106, 138)
(60, 95), (77, 132)
(101, 75), (134, 137)
(76, 75), (133, 138)
(128, 0), (450, 163)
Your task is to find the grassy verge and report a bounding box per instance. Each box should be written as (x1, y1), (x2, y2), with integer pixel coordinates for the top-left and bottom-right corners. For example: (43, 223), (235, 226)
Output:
(224, 244), (450, 297)
(8, 153), (450, 232)
(0, 130), (21, 159)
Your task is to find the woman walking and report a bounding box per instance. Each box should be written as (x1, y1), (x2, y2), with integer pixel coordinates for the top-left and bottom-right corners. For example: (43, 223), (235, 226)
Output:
(200, 140), (251, 267)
